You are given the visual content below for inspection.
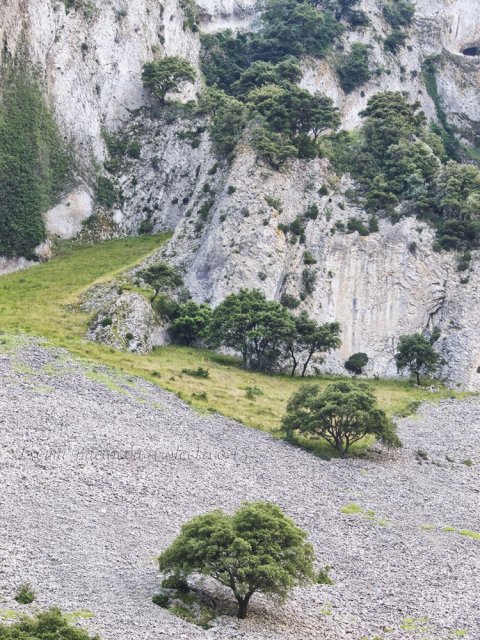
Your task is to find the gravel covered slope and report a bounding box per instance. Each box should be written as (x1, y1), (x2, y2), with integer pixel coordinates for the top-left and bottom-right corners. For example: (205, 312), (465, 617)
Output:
(0, 339), (479, 640)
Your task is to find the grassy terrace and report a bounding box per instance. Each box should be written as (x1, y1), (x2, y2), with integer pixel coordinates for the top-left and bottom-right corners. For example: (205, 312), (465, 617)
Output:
(0, 235), (466, 456)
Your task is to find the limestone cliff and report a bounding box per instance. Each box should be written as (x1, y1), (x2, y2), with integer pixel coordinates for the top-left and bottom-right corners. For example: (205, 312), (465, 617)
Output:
(2, 0), (480, 388)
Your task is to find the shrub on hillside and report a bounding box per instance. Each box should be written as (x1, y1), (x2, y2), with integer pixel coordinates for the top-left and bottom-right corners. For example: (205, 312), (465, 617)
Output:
(283, 381), (401, 457)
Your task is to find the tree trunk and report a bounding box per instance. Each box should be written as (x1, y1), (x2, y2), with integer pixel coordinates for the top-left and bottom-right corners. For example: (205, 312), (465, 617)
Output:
(237, 593), (252, 619)
(416, 370), (420, 385)
(301, 356), (311, 377)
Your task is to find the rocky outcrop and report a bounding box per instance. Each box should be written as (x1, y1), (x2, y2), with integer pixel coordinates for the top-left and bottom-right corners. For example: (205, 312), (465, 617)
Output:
(87, 292), (165, 353)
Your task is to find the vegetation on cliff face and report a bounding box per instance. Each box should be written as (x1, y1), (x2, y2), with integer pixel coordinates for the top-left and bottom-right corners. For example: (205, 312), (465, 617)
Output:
(199, 0), (346, 163)
(0, 64), (70, 257)
(330, 91), (480, 250)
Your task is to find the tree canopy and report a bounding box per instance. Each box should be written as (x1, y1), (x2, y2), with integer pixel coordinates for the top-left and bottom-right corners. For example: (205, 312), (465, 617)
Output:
(142, 56), (196, 104)
(394, 333), (441, 384)
(282, 381), (401, 456)
(286, 311), (341, 376)
(208, 289), (341, 373)
(170, 300), (212, 346)
(331, 91), (480, 250)
(138, 262), (183, 303)
(158, 501), (315, 619)
(208, 289), (296, 371)
(344, 352), (369, 375)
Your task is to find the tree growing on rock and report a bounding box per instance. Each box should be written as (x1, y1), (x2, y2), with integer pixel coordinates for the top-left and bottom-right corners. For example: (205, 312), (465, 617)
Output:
(158, 501), (315, 619)
(394, 333), (441, 385)
(138, 262), (183, 304)
(282, 381), (401, 457)
(142, 57), (196, 104)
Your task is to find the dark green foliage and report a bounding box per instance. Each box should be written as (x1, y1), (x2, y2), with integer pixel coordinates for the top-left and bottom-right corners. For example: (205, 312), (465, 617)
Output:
(94, 176), (118, 207)
(161, 575), (190, 591)
(246, 84), (340, 165)
(382, 0), (415, 29)
(368, 215), (379, 232)
(200, 31), (251, 93)
(0, 608), (99, 639)
(282, 381), (401, 456)
(199, 0), (342, 162)
(179, 0), (199, 31)
(347, 217), (369, 235)
(251, 0), (343, 63)
(153, 294), (181, 320)
(152, 593), (170, 607)
(303, 251), (317, 265)
(127, 140), (141, 159)
(335, 91), (480, 250)
(158, 501), (315, 619)
(208, 289), (296, 371)
(301, 268), (317, 296)
(285, 311), (341, 376)
(280, 292), (301, 309)
(457, 250), (472, 272)
(232, 59), (302, 96)
(250, 127), (298, 168)
(422, 56), (460, 160)
(182, 366), (210, 378)
(337, 43), (372, 93)
(139, 262), (183, 303)
(304, 203), (319, 220)
(100, 316), (112, 327)
(0, 65), (70, 258)
(247, 84), (340, 141)
(170, 301), (212, 345)
(142, 57), (196, 104)
(197, 88), (247, 156)
(138, 219), (154, 234)
(384, 30), (407, 53)
(395, 333), (441, 384)
(344, 352), (369, 375)
(14, 583), (36, 604)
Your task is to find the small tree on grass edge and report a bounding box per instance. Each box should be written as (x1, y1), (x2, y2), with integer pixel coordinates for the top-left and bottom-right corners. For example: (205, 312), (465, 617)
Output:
(282, 381), (401, 457)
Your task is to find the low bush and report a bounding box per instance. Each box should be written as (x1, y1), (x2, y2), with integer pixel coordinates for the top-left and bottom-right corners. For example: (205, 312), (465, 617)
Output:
(14, 583), (36, 604)
(182, 366), (210, 378)
(0, 609), (99, 639)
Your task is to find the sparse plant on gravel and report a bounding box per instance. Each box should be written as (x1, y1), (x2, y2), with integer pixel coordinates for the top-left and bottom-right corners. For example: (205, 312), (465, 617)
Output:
(14, 583), (36, 604)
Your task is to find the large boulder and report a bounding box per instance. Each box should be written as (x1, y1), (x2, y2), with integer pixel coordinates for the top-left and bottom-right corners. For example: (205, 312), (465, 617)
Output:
(87, 292), (165, 354)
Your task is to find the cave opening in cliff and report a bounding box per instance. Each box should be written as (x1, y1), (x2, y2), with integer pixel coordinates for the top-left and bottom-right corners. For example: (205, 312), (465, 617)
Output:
(462, 46), (480, 56)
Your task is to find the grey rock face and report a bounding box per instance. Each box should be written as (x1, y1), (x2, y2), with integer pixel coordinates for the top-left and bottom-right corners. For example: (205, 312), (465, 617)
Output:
(1, 0), (480, 386)
(87, 292), (164, 354)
